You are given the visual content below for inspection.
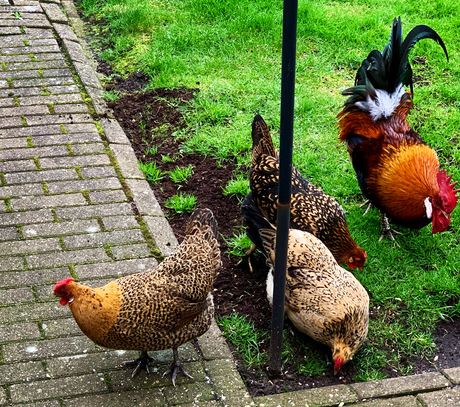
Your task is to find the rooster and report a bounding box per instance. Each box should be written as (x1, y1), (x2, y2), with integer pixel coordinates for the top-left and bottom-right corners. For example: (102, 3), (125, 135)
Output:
(54, 208), (221, 384)
(249, 114), (367, 269)
(338, 17), (458, 239)
(241, 196), (369, 374)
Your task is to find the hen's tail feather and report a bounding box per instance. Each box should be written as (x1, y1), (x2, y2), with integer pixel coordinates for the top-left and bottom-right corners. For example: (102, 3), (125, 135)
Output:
(251, 114), (277, 158)
(185, 208), (218, 242)
(240, 193), (274, 254)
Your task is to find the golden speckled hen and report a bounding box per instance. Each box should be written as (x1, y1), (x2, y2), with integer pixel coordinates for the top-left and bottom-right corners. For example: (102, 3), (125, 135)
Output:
(54, 208), (221, 384)
(249, 114), (367, 269)
(241, 196), (369, 373)
(338, 18), (458, 239)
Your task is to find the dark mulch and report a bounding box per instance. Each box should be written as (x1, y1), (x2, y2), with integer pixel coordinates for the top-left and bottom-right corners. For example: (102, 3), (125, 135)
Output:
(105, 76), (460, 396)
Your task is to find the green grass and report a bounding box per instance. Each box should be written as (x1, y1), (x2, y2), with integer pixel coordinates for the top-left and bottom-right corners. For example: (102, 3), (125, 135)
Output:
(168, 164), (194, 184)
(138, 161), (163, 184)
(78, 0), (460, 383)
(164, 192), (197, 214)
(226, 230), (254, 258)
(216, 313), (268, 367)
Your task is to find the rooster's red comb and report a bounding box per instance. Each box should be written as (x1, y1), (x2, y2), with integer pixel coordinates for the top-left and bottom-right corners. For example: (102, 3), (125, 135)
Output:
(437, 170), (458, 214)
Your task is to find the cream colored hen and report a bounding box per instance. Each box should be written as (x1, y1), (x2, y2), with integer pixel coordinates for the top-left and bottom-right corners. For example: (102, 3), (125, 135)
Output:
(241, 196), (369, 373)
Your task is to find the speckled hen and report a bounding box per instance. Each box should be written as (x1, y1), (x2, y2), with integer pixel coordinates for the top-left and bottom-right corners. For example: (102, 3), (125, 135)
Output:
(241, 197), (369, 373)
(248, 114), (367, 269)
(53, 208), (221, 384)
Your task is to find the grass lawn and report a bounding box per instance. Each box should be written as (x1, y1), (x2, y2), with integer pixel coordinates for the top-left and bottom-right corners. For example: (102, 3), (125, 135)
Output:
(76, 0), (460, 381)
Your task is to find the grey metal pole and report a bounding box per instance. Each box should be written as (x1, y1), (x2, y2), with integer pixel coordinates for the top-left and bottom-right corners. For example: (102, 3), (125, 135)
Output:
(268, 0), (298, 376)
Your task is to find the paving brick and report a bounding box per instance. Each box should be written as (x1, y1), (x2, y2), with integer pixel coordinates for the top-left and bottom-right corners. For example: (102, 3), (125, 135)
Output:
(80, 165), (118, 178)
(23, 28), (55, 39)
(0, 226), (20, 241)
(101, 215), (139, 231)
(41, 68), (73, 78)
(47, 84), (80, 94)
(53, 22), (78, 42)
(0, 301), (68, 324)
(41, 2), (68, 23)
(75, 257), (158, 280)
(62, 38), (87, 63)
(55, 202), (133, 220)
(63, 229), (144, 249)
(5, 168), (78, 184)
(0, 287), (34, 305)
(73, 61), (102, 89)
(54, 103), (89, 114)
(13, 76), (74, 88)
(0, 145), (69, 160)
(39, 154), (110, 169)
(418, 386), (460, 407)
(110, 144), (144, 179)
(18, 93), (82, 106)
(42, 316), (84, 338)
(443, 367), (460, 384)
(348, 396), (419, 407)
(64, 123), (99, 133)
(26, 247), (111, 268)
(4, 336), (97, 363)
(0, 208), (53, 226)
(0, 105), (49, 117)
(0, 138), (29, 149)
(0, 361), (47, 384)
(125, 179), (163, 216)
(0, 256), (24, 272)
(144, 215), (179, 256)
(10, 193), (87, 210)
(89, 189), (127, 203)
(0, 159), (37, 173)
(350, 372), (450, 399)
(163, 381), (216, 405)
(0, 124), (62, 137)
(0, 322), (41, 342)
(7, 59), (67, 71)
(10, 373), (107, 403)
(0, 237), (61, 255)
(99, 118), (130, 145)
(46, 177), (122, 194)
(25, 113), (93, 126)
(33, 132), (101, 146)
(0, 267), (70, 287)
(33, 53), (66, 62)
(0, 116), (23, 128)
(0, 70), (40, 81)
(47, 349), (138, 377)
(0, 200), (6, 212)
(63, 388), (167, 407)
(198, 321), (234, 361)
(71, 143), (106, 155)
(0, 390), (5, 407)
(0, 184), (44, 199)
(22, 219), (100, 238)
(110, 243), (152, 260)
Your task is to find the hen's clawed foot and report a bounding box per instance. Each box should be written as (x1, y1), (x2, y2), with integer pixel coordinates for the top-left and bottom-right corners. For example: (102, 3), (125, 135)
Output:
(236, 243), (256, 272)
(379, 213), (402, 242)
(124, 351), (153, 378)
(163, 348), (193, 386)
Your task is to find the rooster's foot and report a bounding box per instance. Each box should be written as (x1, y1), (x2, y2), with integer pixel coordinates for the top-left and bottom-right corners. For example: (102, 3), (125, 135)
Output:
(360, 200), (373, 216)
(162, 348), (193, 386)
(124, 351), (153, 378)
(379, 214), (402, 242)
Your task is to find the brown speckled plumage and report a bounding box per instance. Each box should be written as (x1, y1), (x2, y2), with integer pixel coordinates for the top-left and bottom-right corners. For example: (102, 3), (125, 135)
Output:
(249, 114), (367, 269)
(54, 208), (220, 380)
(241, 197), (369, 371)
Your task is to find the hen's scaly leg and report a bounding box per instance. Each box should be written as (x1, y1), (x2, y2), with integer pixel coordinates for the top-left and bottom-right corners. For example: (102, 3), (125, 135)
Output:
(124, 351), (152, 378)
(236, 243), (256, 272)
(379, 212), (402, 242)
(163, 348), (193, 386)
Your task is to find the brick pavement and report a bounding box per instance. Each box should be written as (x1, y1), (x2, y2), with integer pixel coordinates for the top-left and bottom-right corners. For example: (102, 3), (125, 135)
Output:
(0, 1), (459, 406)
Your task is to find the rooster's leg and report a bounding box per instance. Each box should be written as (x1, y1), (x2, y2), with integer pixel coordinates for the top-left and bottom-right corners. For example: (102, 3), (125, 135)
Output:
(162, 348), (193, 386)
(123, 351), (153, 378)
(360, 199), (373, 215)
(379, 212), (402, 242)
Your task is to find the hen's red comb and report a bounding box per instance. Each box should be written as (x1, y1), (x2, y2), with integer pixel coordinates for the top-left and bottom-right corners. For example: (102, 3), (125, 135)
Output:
(53, 278), (75, 292)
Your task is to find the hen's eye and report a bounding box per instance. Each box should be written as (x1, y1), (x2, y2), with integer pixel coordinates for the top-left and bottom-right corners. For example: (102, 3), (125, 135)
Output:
(61, 290), (68, 296)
